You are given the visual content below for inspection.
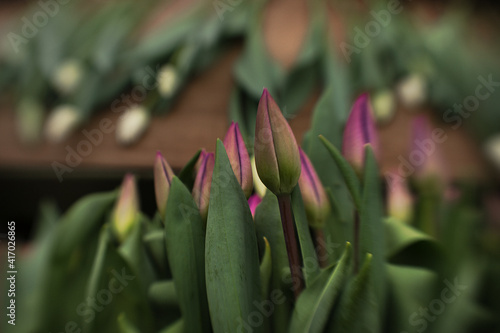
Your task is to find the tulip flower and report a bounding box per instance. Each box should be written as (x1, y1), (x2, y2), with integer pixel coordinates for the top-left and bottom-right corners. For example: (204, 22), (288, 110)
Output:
(396, 73), (427, 109)
(248, 194), (262, 218)
(254, 88), (304, 297)
(154, 151), (175, 217)
(251, 156), (267, 198)
(372, 89), (396, 124)
(223, 122), (253, 198)
(254, 88), (301, 196)
(112, 174), (139, 243)
(45, 105), (81, 143)
(52, 59), (83, 95)
(192, 152), (215, 222)
(342, 93), (380, 172)
(116, 105), (151, 146)
(298, 148), (330, 229)
(386, 172), (414, 224)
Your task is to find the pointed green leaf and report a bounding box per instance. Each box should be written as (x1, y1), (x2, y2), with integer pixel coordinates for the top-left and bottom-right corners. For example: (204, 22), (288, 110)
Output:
(148, 280), (178, 307)
(205, 140), (264, 333)
(164, 176), (210, 333)
(289, 243), (352, 333)
(260, 237), (273, 300)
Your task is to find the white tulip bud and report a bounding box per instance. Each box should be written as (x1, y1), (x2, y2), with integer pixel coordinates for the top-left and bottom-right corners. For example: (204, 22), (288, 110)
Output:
(397, 74), (427, 109)
(157, 64), (178, 97)
(372, 89), (396, 124)
(485, 135), (500, 171)
(52, 60), (83, 95)
(116, 105), (150, 146)
(45, 105), (81, 143)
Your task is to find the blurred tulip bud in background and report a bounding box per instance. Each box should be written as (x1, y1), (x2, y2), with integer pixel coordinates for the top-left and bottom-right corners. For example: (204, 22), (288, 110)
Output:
(154, 151), (175, 217)
(372, 89), (396, 124)
(158, 64), (178, 98)
(298, 148), (330, 229)
(52, 59), (83, 95)
(17, 99), (44, 145)
(342, 93), (380, 173)
(45, 104), (81, 143)
(397, 73), (427, 109)
(116, 105), (151, 146)
(386, 171), (414, 224)
(112, 174), (139, 243)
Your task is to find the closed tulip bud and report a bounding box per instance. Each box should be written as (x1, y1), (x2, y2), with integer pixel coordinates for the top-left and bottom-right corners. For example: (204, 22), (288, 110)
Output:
(116, 105), (150, 146)
(52, 59), (83, 95)
(154, 151), (175, 217)
(251, 155), (267, 198)
(192, 152), (215, 221)
(254, 88), (301, 195)
(484, 134), (500, 172)
(45, 105), (81, 143)
(112, 174), (139, 243)
(158, 64), (178, 97)
(397, 73), (427, 109)
(298, 148), (330, 229)
(342, 93), (380, 172)
(387, 173), (414, 223)
(223, 122), (253, 198)
(248, 194), (262, 218)
(372, 89), (396, 124)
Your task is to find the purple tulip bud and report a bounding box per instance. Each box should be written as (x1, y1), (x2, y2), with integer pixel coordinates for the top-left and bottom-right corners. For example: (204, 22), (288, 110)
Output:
(192, 152), (215, 221)
(248, 194), (262, 218)
(223, 122), (253, 198)
(342, 93), (380, 172)
(112, 174), (139, 242)
(254, 88), (301, 195)
(154, 151), (175, 217)
(298, 148), (330, 229)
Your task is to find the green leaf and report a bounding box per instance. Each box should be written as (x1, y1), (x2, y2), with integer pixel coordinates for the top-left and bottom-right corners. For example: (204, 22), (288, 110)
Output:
(117, 313), (140, 333)
(260, 237), (273, 300)
(143, 228), (170, 278)
(205, 140), (264, 333)
(291, 185), (321, 285)
(328, 254), (377, 333)
(289, 243), (352, 333)
(359, 145), (386, 325)
(148, 280), (178, 308)
(178, 149), (202, 191)
(159, 318), (185, 333)
(53, 190), (116, 259)
(164, 177), (211, 333)
(385, 217), (437, 260)
(319, 135), (362, 210)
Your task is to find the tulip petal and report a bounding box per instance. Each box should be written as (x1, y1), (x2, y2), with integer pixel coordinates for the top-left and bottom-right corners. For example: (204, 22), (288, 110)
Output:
(223, 122), (253, 198)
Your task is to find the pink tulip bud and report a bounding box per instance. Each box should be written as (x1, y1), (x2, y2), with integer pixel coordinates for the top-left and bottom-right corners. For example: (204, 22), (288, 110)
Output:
(387, 172), (414, 223)
(298, 148), (330, 229)
(342, 93), (380, 172)
(112, 174), (139, 242)
(154, 151), (175, 217)
(192, 152), (215, 221)
(223, 122), (253, 198)
(248, 194), (262, 218)
(254, 88), (301, 195)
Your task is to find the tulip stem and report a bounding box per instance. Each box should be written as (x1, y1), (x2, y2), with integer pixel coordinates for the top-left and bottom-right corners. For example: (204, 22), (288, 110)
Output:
(313, 228), (328, 268)
(277, 194), (304, 299)
(354, 211), (360, 274)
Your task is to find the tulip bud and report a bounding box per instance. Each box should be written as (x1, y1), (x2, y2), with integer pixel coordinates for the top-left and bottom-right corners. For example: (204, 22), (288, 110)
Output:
(248, 194), (262, 218)
(484, 134), (500, 172)
(52, 59), (83, 95)
(116, 105), (151, 146)
(45, 105), (81, 143)
(154, 151), (175, 217)
(223, 122), (253, 198)
(298, 148), (330, 229)
(17, 99), (44, 145)
(254, 88), (301, 195)
(342, 93), (380, 172)
(372, 89), (396, 124)
(397, 73), (427, 109)
(251, 156), (267, 198)
(386, 173), (414, 223)
(112, 174), (139, 243)
(158, 64), (178, 97)
(192, 152), (215, 221)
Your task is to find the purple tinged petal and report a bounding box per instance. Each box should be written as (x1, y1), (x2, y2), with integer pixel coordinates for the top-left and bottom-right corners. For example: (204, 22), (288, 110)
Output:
(342, 93), (380, 171)
(254, 88), (301, 195)
(192, 152), (215, 221)
(154, 151), (175, 217)
(112, 174), (139, 242)
(223, 122), (253, 198)
(248, 194), (262, 218)
(298, 148), (330, 228)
